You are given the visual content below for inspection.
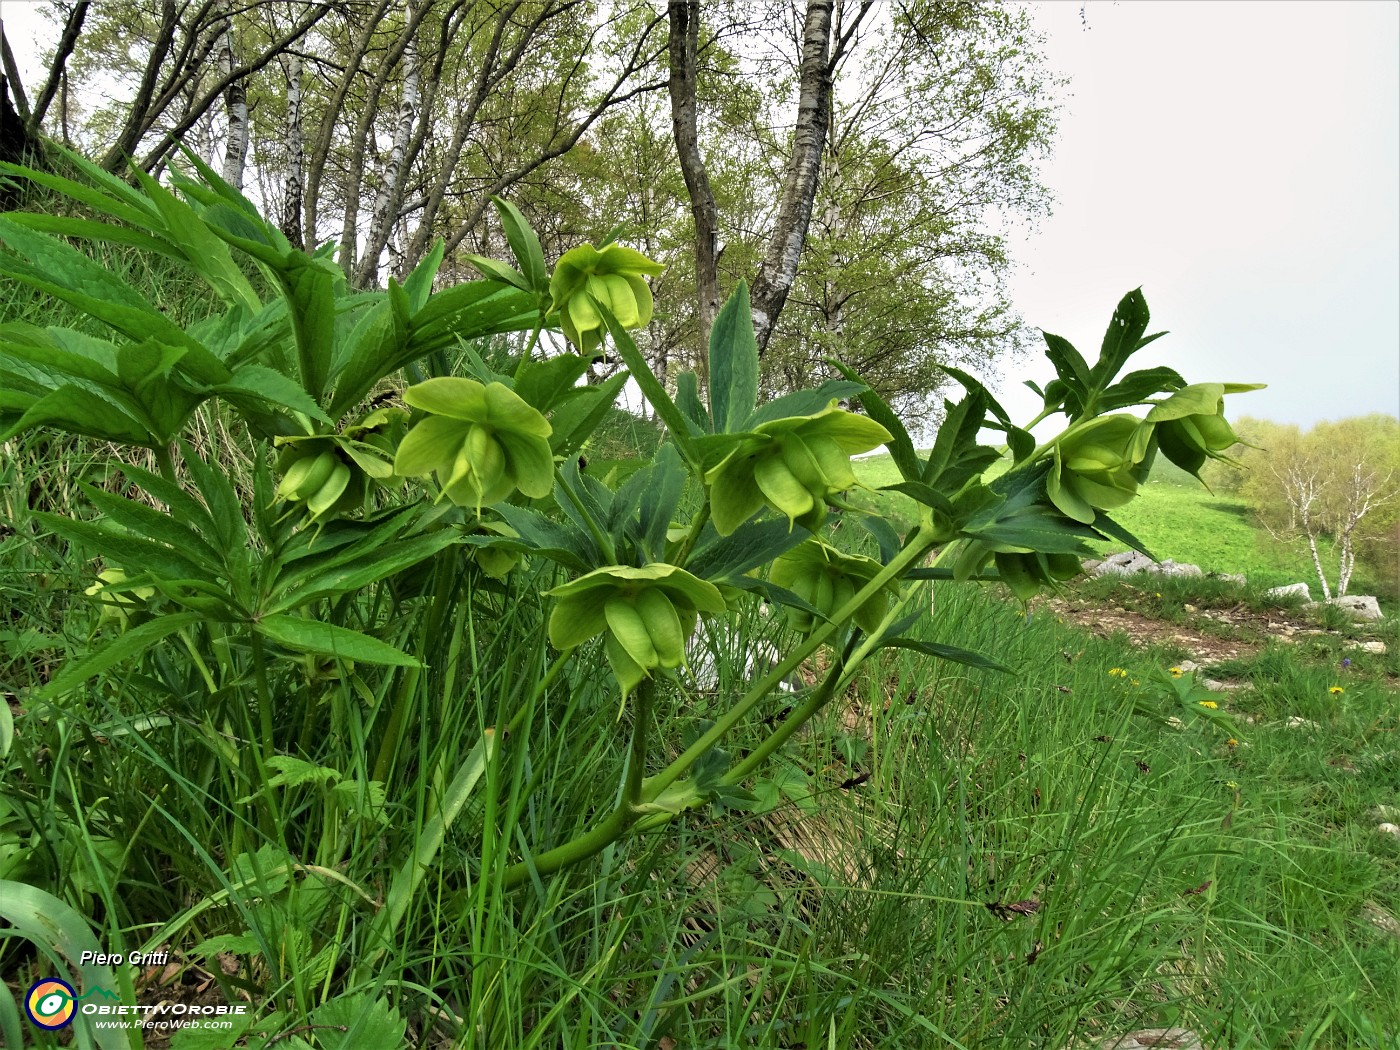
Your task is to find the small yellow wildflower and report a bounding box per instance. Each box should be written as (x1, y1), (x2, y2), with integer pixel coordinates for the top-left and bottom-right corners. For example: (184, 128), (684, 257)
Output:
(1131, 678), (1141, 686)
(1197, 700), (1219, 710)
(1155, 592), (1162, 598)
(1226, 780), (1239, 790)
(1226, 738), (1238, 748)
(1109, 667), (1127, 678)
(1328, 686), (1344, 696)
(1169, 666), (1183, 678)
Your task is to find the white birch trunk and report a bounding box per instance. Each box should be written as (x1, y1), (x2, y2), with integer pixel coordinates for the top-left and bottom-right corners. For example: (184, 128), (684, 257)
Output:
(280, 51), (304, 249)
(218, 3), (249, 190)
(357, 34), (420, 287)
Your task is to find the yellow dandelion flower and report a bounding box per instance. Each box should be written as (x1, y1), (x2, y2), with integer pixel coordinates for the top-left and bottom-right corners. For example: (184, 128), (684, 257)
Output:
(1226, 738), (1238, 747)
(1169, 666), (1183, 678)
(1197, 700), (1218, 710)
(1109, 667), (1127, 678)
(1328, 686), (1344, 696)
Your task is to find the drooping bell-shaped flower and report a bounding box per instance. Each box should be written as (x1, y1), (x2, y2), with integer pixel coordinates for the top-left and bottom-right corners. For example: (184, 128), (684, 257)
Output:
(393, 377), (554, 512)
(1146, 382), (1263, 479)
(549, 243), (665, 356)
(85, 568), (156, 629)
(769, 539), (898, 636)
(1046, 413), (1156, 525)
(275, 407), (406, 525)
(705, 404), (892, 535)
(546, 564), (726, 697)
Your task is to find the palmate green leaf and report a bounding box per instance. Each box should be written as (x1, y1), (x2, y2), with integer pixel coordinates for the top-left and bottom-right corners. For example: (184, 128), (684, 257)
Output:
(686, 518), (811, 582)
(514, 352), (591, 413)
(1097, 365), (1187, 412)
(493, 196), (549, 295)
(34, 512), (210, 579)
(676, 371), (711, 433)
(923, 390), (994, 489)
(307, 995), (407, 1050)
(255, 615), (421, 668)
(1041, 332), (1091, 413)
(215, 364), (332, 425)
(709, 282), (760, 434)
(0, 155), (158, 229)
(78, 483), (224, 570)
(402, 240), (445, 312)
(0, 384), (152, 444)
(1089, 287), (1160, 389)
(549, 370), (631, 459)
(743, 379), (866, 429)
(128, 162), (261, 310)
(40, 611), (205, 700)
(494, 504), (597, 571)
(281, 253), (338, 402)
(267, 531), (460, 613)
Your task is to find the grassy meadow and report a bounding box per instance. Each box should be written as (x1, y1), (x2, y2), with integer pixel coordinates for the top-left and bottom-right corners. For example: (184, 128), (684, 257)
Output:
(854, 453), (1395, 602)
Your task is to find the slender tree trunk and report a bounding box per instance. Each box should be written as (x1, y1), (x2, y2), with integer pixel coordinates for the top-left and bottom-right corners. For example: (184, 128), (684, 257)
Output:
(356, 33), (421, 286)
(17, 0), (90, 136)
(303, 0), (392, 248)
(337, 0), (431, 276)
(280, 51), (305, 249)
(218, 4), (249, 189)
(750, 0), (835, 355)
(667, 0), (721, 366)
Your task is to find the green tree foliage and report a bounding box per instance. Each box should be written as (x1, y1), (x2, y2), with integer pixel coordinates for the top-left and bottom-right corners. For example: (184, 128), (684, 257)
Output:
(1229, 414), (1400, 597)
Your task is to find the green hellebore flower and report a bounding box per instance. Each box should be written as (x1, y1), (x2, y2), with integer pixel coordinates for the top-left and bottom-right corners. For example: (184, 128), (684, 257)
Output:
(705, 404), (893, 535)
(1046, 413), (1156, 525)
(85, 569), (155, 629)
(994, 551), (1082, 602)
(549, 243), (665, 356)
(274, 407), (407, 525)
(394, 377), (554, 512)
(1145, 382), (1264, 479)
(546, 564), (727, 698)
(770, 540), (897, 636)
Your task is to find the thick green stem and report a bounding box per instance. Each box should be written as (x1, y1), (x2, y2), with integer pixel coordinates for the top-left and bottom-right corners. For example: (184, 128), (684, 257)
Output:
(500, 675), (654, 891)
(154, 444), (178, 485)
(642, 519), (939, 803)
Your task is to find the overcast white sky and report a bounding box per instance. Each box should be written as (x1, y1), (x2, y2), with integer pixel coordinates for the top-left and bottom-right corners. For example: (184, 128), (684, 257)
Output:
(2, 0), (1396, 433)
(994, 0), (1400, 431)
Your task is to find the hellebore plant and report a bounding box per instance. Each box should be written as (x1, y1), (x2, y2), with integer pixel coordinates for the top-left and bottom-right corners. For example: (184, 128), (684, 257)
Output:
(705, 406), (893, 534)
(0, 142), (1259, 933)
(548, 242), (666, 357)
(546, 564), (727, 698)
(393, 377), (554, 511)
(1046, 413), (1155, 524)
(1147, 381), (1264, 478)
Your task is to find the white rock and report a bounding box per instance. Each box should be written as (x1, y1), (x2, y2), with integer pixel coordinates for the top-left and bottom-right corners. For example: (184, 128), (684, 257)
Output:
(1157, 559), (1204, 577)
(1281, 717), (1321, 730)
(1209, 571), (1248, 585)
(1177, 660), (1200, 674)
(1266, 582), (1312, 601)
(1346, 640), (1388, 654)
(1330, 595), (1383, 621)
(1093, 550), (1157, 576)
(1378, 823), (1400, 840)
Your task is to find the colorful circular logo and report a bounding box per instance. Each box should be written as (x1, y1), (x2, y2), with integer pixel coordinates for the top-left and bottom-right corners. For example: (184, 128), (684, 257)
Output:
(25, 978), (77, 1030)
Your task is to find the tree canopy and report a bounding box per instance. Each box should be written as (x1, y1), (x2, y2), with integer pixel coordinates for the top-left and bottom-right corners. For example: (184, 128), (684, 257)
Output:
(8, 0), (1058, 416)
